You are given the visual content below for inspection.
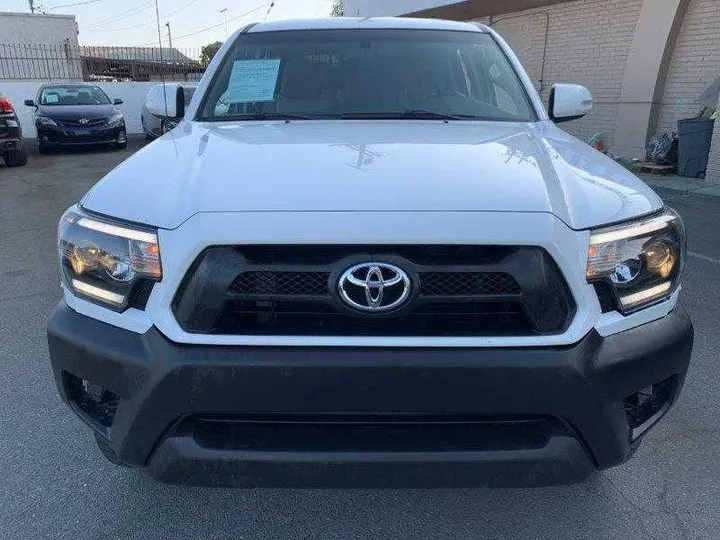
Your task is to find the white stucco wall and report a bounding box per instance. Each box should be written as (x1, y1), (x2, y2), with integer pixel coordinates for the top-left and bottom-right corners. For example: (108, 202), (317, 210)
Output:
(0, 12), (80, 80)
(0, 12), (78, 46)
(1, 81), (155, 137)
(343, 0), (460, 16)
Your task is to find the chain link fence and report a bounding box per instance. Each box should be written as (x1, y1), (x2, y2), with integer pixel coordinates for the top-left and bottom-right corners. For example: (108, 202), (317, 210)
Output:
(0, 43), (205, 82)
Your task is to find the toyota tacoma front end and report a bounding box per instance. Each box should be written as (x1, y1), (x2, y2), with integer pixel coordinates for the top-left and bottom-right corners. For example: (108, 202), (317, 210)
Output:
(47, 18), (693, 487)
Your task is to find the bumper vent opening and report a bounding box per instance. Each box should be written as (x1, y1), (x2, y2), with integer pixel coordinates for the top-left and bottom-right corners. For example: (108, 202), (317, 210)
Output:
(623, 376), (677, 440)
(63, 371), (120, 429)
(177, 414), (571, 453)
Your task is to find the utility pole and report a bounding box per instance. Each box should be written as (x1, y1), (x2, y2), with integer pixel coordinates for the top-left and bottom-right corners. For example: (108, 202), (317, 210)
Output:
(29, 0), (36, 13)
(165, 22), (173, 50)
(219, 8), (228, 38)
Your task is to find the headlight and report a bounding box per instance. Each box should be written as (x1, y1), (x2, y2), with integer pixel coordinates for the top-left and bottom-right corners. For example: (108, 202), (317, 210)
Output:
(58, 207), (161, 311)
(108, 113), (124, 126)
(37, 116), (57, 126)
(586, 209), (685, 313)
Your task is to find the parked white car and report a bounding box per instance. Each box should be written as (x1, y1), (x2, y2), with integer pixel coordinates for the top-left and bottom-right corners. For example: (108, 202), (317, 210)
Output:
(141, 82), (197, 139)
(48, 17), (693, 488)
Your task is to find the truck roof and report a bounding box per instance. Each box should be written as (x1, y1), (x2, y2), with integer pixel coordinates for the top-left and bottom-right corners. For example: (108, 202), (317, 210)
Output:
(248, 17), (488, 34)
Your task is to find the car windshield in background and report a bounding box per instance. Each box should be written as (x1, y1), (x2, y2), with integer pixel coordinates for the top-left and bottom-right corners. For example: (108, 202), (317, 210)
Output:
(198, 29), (536, 122)
(40, 85), (111, 106)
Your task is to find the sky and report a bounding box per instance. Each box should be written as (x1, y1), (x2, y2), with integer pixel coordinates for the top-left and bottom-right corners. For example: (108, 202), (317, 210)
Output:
(4, 0), (334, 48)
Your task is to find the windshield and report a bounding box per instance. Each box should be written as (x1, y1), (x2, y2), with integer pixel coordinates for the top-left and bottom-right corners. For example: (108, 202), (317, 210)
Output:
(39, 85), (111, 106)
(198, 29), (536, 122)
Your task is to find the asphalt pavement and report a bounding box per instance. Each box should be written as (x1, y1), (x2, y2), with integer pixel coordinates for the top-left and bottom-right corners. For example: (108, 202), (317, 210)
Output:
(1, 143), (719, 540)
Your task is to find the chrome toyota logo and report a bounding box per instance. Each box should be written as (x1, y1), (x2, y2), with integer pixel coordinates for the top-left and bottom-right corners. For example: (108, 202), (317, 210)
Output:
(78, 118), (89, 125)
(338, 262), (411, 312)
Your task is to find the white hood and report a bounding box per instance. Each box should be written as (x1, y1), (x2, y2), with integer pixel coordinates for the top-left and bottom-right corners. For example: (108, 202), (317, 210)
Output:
(82, 120), (662, 230)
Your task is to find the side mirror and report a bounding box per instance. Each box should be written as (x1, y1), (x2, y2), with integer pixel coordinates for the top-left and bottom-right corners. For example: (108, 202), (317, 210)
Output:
(113, 98), (123, 105)
(24, 99), (35, 107)
(549, 84), (593, 123)
(145, 85), (185, 119)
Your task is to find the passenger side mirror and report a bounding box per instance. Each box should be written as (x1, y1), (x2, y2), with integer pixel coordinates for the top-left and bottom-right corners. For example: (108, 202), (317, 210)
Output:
(113, 98), (124, 105)
(549, 84), (593, 123)
(24, 99), (36, 107)
(145, 84), (185, 119)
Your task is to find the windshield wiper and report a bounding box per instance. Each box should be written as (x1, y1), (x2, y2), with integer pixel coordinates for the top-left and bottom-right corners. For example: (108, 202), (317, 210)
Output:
(338, 110), (475, 121)
(240, 112), (315, 121)
(205, 112), (316, 121)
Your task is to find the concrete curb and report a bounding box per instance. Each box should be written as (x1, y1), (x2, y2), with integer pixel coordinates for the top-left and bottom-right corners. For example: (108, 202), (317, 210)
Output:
(637, 173), (720, 200)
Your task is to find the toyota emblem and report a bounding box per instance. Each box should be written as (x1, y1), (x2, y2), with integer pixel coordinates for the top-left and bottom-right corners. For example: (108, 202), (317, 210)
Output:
(338, 262), (411, 312)
(78, 118), (89, 125)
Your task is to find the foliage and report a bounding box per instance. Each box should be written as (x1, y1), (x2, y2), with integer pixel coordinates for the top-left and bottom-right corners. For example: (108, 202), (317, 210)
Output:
(331, 0), (344, 17)
(200, 41), (223, 67)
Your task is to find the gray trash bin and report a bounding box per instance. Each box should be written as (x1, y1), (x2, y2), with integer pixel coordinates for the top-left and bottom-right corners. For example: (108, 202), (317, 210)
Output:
(677, 118), (715, 178)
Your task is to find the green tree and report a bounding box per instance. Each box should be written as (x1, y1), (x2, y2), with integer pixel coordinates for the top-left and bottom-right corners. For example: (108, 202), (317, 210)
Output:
(200, 41), (223, 67)
(331, 0), (343, 17)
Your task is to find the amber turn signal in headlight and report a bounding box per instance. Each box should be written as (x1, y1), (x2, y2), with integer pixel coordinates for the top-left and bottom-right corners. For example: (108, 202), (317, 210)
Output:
(58, 207), (162, 311)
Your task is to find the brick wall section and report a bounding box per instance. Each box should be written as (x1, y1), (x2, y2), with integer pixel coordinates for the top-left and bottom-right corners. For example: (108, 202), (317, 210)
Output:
(480, 0), (644, 149)
(655, 0), (720, 136)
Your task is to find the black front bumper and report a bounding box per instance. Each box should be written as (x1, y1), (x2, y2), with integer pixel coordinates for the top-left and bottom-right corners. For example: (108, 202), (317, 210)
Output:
(47, 302), (693, 487)
(37, 124), (124, 146)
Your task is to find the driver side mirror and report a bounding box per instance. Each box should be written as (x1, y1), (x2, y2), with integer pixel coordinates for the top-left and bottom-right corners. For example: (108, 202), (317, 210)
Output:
(113, 98), (123, 105)
(24, 99), (36, 107)
(145, 84), (185, 119)
(549, 84), (593, 123)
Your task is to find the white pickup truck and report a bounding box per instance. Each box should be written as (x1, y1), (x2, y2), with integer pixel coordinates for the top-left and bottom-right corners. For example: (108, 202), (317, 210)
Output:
(47, 17), (693, 488)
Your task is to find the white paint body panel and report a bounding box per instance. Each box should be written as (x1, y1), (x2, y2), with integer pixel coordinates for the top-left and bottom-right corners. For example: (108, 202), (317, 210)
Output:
(67, 18), (675, 347)
(81, 120), (661, 231)
(551, 83), (594, 120)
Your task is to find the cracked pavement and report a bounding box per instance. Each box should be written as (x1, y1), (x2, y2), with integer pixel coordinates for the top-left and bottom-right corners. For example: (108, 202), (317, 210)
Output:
(1, 143), (718, 539)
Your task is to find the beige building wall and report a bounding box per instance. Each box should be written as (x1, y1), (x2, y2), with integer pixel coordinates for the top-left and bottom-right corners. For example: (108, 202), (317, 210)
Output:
(655, 0), (720, 135)
(482, 0), (644, 149)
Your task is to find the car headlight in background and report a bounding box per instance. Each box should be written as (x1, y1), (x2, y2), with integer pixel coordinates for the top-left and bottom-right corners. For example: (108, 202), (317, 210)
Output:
(107, 113), (124, 126)
(36, 116), (57, 126)
(58, 207), (161, 311)
(586, 209), (685, 313)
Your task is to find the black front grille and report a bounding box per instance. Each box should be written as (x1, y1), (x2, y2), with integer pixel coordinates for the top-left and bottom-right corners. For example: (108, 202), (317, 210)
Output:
(214, 300), (532, 336)
(57, 117), (107, 127)
(173, 245), (575, 337)
(228, 270), (519, 298)
(420, 271), (520, 296)
(229, 271), (329, 296)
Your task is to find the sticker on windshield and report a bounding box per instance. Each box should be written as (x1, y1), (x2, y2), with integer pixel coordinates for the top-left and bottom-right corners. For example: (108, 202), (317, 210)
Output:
(44, 93), (59, 104)
(226, 59), (281, 103)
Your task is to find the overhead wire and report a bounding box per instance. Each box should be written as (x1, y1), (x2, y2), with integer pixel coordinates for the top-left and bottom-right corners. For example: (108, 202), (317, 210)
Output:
(83, 0), (155, 28)
(137, 2), (269, 46)
(82, 0), (201, 33)
(46, 0), (101, 10)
